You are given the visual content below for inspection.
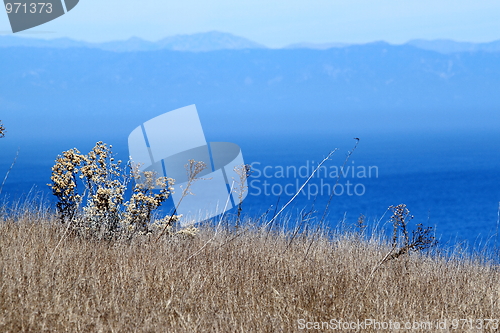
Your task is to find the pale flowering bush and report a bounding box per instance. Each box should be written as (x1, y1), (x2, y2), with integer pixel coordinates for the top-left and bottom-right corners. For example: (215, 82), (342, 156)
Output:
(48, 141), (188, 240)
(121, 168), (177, 236)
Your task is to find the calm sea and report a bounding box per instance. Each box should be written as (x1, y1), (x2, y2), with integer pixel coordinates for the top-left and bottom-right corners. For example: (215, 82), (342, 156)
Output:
(1, 129), (499, 250)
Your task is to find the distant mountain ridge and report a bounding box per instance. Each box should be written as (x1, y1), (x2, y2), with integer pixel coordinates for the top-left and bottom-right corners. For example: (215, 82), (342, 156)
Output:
(284, 42), (351, 50)
(2, 41), (500, 140)
(406, 39), (500, 54)
(1, 31), (500, 53)
(286, 39), (500, 53)
(0, 31), (266, 52)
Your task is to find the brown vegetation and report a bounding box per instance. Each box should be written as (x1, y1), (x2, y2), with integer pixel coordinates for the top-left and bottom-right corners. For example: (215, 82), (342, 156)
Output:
(0, 210), (499, 332)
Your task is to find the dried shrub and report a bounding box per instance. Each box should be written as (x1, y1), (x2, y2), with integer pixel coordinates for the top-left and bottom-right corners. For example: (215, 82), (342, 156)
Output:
(387, 204), (437, 260)
(370, 204), (438, 278)
(122, 169), (175, 236)
(48, 148), (85, 222)
(48, 141), (185, 240)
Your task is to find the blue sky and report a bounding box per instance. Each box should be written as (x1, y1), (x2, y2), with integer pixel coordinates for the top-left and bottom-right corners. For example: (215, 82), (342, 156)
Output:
(1, 0), (499, 46)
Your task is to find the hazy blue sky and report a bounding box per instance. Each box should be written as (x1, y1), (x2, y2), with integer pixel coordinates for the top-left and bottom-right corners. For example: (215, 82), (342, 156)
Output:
(1, 0), (499, 46)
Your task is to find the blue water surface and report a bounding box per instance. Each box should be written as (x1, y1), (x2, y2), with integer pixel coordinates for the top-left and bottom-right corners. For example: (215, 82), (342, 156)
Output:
(1, 128), (499, 250)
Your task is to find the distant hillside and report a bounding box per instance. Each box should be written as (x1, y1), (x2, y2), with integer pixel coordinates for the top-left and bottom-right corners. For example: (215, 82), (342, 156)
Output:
(1, 42), (500, 144)
(154, 31), (266, 52)
(0, 31), (266, 52)
(284, 42), (350, 50)
(406, 39), (500, 54)
(284, 39), (500, 53)
(2, 32), (500, 53)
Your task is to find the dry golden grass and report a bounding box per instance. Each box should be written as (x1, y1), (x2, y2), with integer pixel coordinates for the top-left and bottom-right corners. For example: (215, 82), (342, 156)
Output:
(1, 209), (499, 332)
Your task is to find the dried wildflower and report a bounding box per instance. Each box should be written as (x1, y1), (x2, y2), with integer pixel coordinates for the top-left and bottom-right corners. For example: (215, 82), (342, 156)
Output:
(48, 141), (179, 240)
(155, 159), (207, 241)
(122, 171), (175, 235)
(385, 204), (437, 262)
(369, 204), (438, 279)
(181, 159), (208, 196)
(48, 148), (86, 222)
(174, 227), (198, 238)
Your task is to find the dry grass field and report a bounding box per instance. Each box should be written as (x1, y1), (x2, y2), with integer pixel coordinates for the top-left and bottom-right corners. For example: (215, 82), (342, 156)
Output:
(1, 206), (499, 332)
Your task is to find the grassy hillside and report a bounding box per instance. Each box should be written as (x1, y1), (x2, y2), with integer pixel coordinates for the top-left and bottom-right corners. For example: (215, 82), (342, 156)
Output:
(1, 209), (499, 332)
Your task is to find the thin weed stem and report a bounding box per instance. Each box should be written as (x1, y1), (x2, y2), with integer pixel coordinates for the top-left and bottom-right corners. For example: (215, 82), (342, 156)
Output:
(0, 148), (19, 197)
(319, 138), (360, 226)
(264, 149), (338, 228)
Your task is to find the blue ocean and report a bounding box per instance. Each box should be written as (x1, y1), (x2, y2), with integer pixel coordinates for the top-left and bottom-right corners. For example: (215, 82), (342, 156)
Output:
(1, 128), (499, 250)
